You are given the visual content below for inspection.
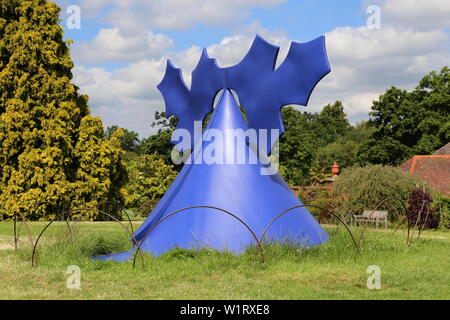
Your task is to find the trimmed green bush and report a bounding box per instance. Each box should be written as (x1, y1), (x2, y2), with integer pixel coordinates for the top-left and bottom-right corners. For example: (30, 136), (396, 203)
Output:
(333, 165), (426, 221)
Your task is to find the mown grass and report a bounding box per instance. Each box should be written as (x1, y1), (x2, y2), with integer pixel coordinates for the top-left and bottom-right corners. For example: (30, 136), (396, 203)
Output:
(0, 221), (448, 300)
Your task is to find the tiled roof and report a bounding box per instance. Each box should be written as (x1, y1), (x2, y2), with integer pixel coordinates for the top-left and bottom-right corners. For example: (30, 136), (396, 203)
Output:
(400, 155), (450, 195)
(433, 142), (450, 155)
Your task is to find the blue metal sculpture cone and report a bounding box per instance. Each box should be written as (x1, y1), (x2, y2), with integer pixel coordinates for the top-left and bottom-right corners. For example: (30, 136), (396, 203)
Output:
(100, 90), (328, 261)
(98, 35), (331, 261)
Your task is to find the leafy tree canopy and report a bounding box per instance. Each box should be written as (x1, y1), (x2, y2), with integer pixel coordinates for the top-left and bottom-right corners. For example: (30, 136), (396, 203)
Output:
(315, 121), (374, 169)
(358, 67), (449, 165)
(105, 125), (140, 153)
(279, 101), (351, 185)
(140, 111), (179, 168)
(124, 153), (177, 216)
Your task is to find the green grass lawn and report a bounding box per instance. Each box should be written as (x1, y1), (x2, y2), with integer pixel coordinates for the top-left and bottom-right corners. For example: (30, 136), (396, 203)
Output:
(0, 221), (448, 300)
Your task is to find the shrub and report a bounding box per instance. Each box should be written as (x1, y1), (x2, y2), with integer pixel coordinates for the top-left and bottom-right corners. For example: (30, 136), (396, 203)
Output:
(407, 188), (439, 229)
(333, 165), (426, 221)
(432, 193), (450, 229)
(298, 186), (342, 223)
(138, 198), (161, 217)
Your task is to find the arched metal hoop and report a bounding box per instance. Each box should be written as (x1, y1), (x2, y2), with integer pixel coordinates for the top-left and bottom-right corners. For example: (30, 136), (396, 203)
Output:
(356, 197), (409, 247)
(101, 201), (136, 235)
(411, 199), (429, 242)
(31, 208), (144, 268)
(22, 198), (425, 269)
(131, 203), (362, 267)
(132, 206), (264, 268)
(259, 204), (359, 254)
(13, 210), (33, 250)
(14, 202), (56, 250)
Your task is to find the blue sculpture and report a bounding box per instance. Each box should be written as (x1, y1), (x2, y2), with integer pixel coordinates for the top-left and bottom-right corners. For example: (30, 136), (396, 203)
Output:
(160, 35), (330, 154)
(99, 35), (331, 261)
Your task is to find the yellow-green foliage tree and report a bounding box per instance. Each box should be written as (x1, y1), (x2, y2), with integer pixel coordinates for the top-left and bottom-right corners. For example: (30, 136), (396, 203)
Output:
(125, 153), (177, 216)
(0, 0), (127, 220)
(72, 117), (128, 219)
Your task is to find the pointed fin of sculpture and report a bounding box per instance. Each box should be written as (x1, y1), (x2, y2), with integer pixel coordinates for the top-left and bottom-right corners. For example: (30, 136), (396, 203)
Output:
(156, 35), (331, 154)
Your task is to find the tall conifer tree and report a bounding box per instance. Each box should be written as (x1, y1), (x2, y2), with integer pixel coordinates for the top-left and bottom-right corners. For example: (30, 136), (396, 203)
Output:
(0, 0), (127, 219)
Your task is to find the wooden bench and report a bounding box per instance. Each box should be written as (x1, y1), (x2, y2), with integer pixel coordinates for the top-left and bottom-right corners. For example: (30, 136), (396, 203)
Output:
(351, 210), (388, 228)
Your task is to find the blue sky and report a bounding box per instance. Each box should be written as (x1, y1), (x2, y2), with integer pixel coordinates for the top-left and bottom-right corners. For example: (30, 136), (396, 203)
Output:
(54, 0), (450, 138)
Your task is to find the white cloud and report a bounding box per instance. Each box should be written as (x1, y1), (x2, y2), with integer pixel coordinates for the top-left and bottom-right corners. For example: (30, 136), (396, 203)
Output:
(72, 18), (450, 136)
(73, 60), (167, 136)
(79, 0), (286, 32)
(95, 97), (164, 137)
(382, 0), (450, 30)
(74, 60), (166, 103)
(73, 28), (173, 64)
(306, 25), (450, 120)
(70, 25), (291, 136)
(170, 25), (450, 122)
(327, 26), (447, 62)
(170, 23), (292, 85)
